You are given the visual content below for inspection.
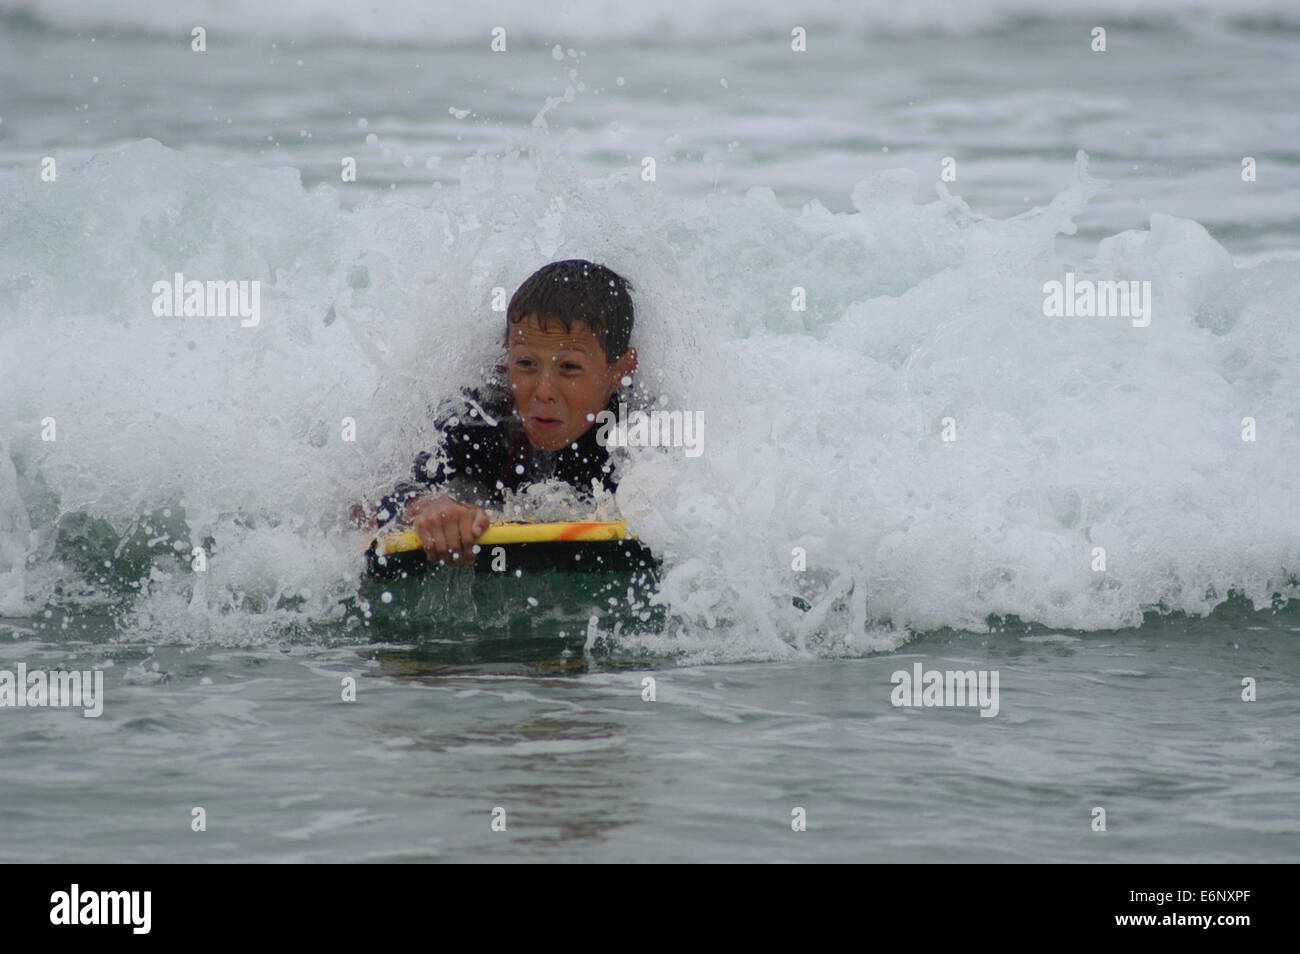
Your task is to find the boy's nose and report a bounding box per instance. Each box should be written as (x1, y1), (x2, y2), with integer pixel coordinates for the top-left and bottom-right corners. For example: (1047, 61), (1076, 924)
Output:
(534, 365), (558, 400)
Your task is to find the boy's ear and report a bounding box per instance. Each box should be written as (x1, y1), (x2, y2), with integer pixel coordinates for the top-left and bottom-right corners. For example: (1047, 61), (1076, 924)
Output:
(613, 347), (638, 383)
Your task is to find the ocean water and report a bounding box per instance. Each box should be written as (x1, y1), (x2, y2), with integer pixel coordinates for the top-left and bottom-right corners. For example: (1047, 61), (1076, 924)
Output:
(1, 0), (1299, 862)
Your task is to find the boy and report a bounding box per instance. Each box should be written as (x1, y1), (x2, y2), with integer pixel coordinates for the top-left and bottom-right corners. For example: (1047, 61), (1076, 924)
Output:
(377, 260), (638, 566)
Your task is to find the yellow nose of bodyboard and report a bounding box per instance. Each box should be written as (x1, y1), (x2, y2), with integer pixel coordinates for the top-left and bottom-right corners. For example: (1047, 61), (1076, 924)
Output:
(376, 520), (629, 555)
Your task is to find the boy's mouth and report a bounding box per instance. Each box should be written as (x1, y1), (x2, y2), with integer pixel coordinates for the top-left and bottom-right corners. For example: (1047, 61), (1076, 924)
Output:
(529, 416), (564, 430)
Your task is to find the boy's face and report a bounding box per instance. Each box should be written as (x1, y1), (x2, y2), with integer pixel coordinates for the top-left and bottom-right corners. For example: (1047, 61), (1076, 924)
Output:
(507, 313), (637, 452)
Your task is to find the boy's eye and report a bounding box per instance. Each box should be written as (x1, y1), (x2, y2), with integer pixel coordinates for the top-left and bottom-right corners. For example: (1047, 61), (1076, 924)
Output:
(561, 361), (583, 371)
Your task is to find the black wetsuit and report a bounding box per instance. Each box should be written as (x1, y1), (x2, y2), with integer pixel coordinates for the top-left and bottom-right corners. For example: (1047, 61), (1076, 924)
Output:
(376, 382), (620, 527)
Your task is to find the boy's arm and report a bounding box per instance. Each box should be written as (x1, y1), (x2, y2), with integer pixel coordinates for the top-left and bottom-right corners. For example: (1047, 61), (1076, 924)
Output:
(375, 423), (504, 521)
(372, 411), (507, 562)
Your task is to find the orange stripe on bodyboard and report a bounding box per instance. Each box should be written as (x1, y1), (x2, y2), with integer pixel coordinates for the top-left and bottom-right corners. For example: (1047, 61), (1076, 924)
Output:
(557, 522), (600, 541)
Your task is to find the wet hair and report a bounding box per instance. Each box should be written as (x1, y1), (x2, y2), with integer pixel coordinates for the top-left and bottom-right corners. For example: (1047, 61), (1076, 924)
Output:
(506, 260), (634, 362)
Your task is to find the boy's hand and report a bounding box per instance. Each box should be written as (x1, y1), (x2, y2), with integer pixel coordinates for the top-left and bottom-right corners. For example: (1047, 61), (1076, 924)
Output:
(405, 494), (490, 566)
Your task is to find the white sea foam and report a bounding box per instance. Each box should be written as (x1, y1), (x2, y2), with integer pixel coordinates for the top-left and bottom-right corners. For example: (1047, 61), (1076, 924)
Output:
(4, 0), (1298, 41)
(1, 132), (1298, 653)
